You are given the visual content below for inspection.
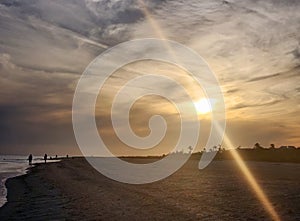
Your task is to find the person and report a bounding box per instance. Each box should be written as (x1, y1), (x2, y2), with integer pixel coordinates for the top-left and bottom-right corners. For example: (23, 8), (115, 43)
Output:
(44, 154), (47, 163)
(28, 154), (33, 165)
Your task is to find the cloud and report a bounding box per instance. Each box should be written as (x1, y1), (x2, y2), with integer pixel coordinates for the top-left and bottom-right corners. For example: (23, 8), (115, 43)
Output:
(130, 0), (300, 125)
(292, 46), (300, 60)
(130, 0), (299, 148)
(0, 0), (169, 154)
(1, 0), (300, 155)
(247, 73), (281, 82)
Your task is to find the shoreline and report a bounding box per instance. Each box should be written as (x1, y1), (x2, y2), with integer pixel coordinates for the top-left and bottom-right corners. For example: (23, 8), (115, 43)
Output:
(0, 158), (61, 208)
(0, 162), (68, 220)
(0, 157), (299, 220)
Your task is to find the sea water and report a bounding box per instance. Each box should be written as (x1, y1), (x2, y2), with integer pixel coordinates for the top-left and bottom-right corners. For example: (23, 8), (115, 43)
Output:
(0, 155), (45, 207)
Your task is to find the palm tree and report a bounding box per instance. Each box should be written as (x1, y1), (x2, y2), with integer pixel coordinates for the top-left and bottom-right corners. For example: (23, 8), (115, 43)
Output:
(254, 142), (263, 149)
(270, 144), (275, 149)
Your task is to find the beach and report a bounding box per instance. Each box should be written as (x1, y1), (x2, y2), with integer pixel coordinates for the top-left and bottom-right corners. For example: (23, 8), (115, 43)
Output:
(0, 157), (299, 220)
(0, 156), (32, 207)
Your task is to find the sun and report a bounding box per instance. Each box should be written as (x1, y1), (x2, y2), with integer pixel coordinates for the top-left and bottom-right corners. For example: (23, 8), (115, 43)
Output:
(194, 98), (212, 114)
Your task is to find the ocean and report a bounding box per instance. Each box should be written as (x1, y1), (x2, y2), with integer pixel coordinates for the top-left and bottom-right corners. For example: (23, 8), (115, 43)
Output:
(0, 155), (45, 207)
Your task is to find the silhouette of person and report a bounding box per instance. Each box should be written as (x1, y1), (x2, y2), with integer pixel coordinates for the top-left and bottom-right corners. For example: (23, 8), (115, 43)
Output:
(28, 154), (33, 165)
(44, 154), (47, 163)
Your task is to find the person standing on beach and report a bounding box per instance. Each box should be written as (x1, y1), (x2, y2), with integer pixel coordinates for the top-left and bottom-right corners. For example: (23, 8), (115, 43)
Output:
(28, 154), (33, 165)
(44, 154), (47, 163)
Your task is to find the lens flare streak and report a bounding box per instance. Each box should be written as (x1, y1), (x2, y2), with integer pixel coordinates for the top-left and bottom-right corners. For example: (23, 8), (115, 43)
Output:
(137, 0), (179, 62)
(136, 3), (280, 220)
(223, 135), (281, 221)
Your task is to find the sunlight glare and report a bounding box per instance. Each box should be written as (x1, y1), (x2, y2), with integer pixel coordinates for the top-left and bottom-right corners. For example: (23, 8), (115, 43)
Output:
(194, 98), (212, 114)
(222, 133), (281, 221)
(137, 1), (280, 219)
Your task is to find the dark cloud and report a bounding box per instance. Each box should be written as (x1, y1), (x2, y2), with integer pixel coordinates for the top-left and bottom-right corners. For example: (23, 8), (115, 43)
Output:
(0, 0), (21, 7)
(16, 64), (81, 76)
(0, 0), (167, 46)
(292, 46), (300, 60)
(226, 89), (239, 94)
(247, 73), (281, 82)
(247, 65), (300, 83)
(231, 100), (281, 110)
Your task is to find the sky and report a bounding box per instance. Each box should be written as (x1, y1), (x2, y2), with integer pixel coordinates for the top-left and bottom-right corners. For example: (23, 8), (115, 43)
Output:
(0, 0), (299, 156)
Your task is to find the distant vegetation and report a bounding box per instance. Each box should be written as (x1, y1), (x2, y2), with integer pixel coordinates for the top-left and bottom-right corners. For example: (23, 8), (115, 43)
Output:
(123, 143), (300, 163)
(192, 143), (300, 163)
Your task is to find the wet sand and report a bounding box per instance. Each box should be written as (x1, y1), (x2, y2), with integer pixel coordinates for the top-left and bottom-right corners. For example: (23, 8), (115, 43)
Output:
(0, 157), (299, 220)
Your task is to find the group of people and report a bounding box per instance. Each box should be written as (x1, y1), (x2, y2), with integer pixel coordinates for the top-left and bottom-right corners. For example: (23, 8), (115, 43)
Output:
(27, 154), (47, 165)
(27, 154), (68, 165)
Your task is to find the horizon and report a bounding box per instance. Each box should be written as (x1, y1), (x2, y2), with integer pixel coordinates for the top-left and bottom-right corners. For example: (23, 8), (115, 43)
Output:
(1, 143), (299, 157)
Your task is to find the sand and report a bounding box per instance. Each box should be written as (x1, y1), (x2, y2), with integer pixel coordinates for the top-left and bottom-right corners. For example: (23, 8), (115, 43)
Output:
(0, 157), (300, 220)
